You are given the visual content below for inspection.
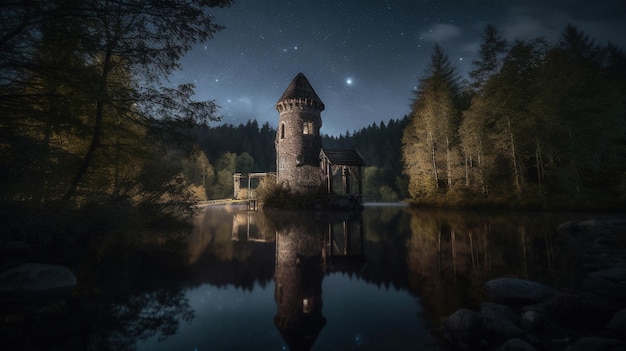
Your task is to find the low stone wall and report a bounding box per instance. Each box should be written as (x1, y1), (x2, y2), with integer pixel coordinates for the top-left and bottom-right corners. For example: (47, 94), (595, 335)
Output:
(440, 219), (626, 351)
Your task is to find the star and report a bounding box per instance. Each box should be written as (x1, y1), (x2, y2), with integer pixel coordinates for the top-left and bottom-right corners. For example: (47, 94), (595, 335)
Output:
(177, 0), (626, 136)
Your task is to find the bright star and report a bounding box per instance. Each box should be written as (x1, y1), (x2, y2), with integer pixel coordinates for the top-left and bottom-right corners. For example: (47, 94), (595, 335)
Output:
(345, 77), (353, 86)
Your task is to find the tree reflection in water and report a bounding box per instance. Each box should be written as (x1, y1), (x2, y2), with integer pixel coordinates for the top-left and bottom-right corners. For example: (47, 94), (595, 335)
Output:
(175, 205), (576, 351)
(89, 288), (193, 351)
(1, 232), (194, 351)
(405, 208), (580, 324)
(3, 205), (584, 350)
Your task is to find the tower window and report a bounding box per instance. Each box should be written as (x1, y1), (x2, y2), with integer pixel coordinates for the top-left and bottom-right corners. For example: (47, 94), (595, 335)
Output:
(303, 298), (312, 313)
(303, 121), (314, 135)
(280, 123), (285, 139)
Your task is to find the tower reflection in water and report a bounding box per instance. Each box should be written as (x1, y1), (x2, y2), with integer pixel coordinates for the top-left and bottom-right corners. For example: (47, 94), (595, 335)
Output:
(233, 210), (365, 351)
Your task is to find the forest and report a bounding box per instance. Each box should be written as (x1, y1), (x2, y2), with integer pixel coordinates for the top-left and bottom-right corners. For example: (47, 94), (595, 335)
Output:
(2, 0), (624, 262)
(403, 25), (626, 210)
(196, 24), (626, 210)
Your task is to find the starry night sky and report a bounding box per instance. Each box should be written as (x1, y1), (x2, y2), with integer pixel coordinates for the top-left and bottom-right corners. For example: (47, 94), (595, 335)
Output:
(171, 0), (626, 136)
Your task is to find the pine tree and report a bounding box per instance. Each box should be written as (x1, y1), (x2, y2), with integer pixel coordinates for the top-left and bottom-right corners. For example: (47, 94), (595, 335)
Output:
(469, 25), (508, 92)
(403, 45), (462, 197)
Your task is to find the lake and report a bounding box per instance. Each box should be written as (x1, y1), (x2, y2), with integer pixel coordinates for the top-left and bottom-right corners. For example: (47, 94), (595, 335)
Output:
(138, 204), (584, 351)
(3, 204), (601, 350)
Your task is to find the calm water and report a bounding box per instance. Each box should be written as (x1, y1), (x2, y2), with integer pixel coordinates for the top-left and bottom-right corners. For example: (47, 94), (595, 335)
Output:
(135, 204), (585, 351)
(4, 204), (605, 350)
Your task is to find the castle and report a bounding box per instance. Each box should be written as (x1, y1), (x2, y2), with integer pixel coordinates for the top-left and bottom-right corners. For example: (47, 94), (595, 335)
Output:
(275, 73), (365, 201)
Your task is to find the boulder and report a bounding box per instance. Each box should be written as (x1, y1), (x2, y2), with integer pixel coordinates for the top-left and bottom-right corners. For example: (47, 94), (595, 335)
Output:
(542, 290), (617, 329)
(480, 303), (525, 341)
(485, 278), (557, 304)
(520, 307), (573, 346)
(583, 268), (626, 300)
(606, 309), (626, 340)
(442, 308), (484, 351)
(0, 263), (76, 293)
(498, 338), (537, 351)
(0, 263), (77, 312)
(558, 221), (584, 238)
(521, 310), (544, 331)
(565, 336), (626, 351)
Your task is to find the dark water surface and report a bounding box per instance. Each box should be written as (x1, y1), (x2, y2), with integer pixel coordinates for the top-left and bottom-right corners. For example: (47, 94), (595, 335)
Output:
(4, 204), (607, 350)
(136, 204), (587, 351)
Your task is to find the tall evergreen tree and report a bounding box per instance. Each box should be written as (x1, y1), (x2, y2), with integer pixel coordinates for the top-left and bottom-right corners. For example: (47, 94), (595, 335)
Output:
(469, 25), (508, 92)
(531, 26), (626, 198)
(403, 45), (462, 197)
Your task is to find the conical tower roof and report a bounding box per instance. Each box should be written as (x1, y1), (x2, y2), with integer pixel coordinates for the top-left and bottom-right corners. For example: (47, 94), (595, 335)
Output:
(277, 73), (325, 110)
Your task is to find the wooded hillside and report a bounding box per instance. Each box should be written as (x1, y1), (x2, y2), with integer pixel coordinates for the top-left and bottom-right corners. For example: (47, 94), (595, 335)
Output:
(402, 25), (626, 209)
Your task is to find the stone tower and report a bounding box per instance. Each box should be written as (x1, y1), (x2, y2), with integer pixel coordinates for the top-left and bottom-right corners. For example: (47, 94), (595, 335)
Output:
(275, 73), (324, 193)
(273, 213), (326, 350)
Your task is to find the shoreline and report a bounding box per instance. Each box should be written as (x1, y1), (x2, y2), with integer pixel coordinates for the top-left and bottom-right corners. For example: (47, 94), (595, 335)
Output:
(439, 219), (626, 351)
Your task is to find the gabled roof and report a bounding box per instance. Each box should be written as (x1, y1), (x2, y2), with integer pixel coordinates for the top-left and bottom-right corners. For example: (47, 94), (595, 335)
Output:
(277, 72), (325, 108)
(320, 149), (366, 166)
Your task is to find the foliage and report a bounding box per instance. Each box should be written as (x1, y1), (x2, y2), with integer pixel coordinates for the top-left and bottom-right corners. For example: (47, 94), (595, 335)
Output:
(403, 44), (464, 198)
(0, 0), (233, 254)
(260, 182), (329, 209)
(255, 174), (279, 203)
(196, 120), (277, 172)
(402, 25), (626, 210)
(323, 117), (410, 201)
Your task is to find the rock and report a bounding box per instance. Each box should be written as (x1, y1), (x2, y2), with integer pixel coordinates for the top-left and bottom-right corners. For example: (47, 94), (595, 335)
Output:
(521, 310), (543, 331)
(520, 308), (563, 334)
(520, 306), (574, 348)
(0, 263), (76, 293)
(442, 308), (484, 351)
(606, 309), (626, 340)
(538, 290), (617, 332)
(583, 268), (626, 300)
(583, 254), (617, 273)
(498, 338), (537, 351)
(558, 221), (584, 237)
(591, 237), (618, 253)
(480, 303), (525, 341)
(565, 336), (626, 351)
(485, 278), (557, 304)
(577, 220), (600, 232)
(0, 263), (77, 312)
